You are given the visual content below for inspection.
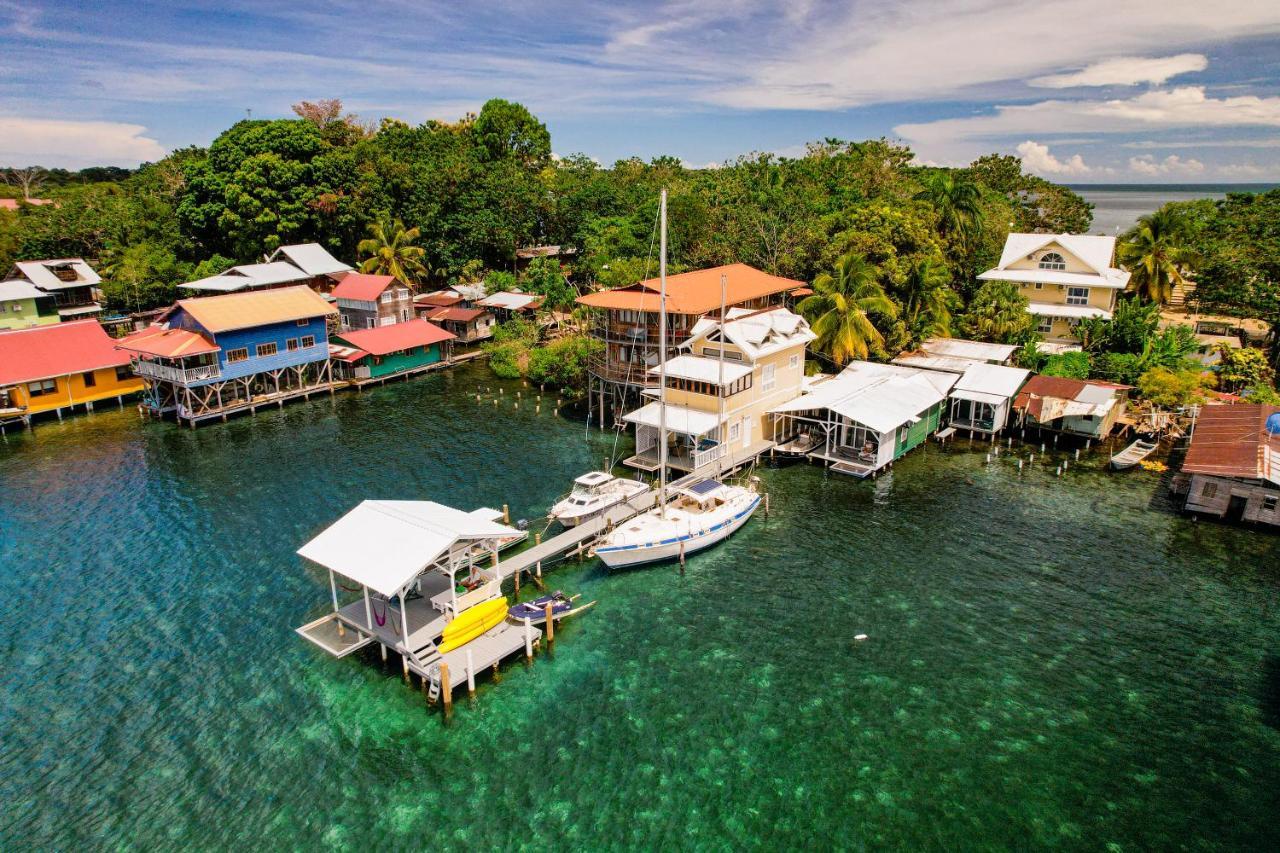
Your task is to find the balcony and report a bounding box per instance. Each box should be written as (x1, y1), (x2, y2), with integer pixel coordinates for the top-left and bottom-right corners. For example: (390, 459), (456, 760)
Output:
(134, 360), (222, 385)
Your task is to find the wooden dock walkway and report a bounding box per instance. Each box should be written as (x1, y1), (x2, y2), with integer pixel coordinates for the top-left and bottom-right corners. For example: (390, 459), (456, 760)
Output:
(495, 490), (660, 579)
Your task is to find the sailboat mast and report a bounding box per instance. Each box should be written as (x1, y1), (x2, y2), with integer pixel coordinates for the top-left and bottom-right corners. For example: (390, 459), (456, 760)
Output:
(717, 273), (727, 475)
(657, 189), (668, 516)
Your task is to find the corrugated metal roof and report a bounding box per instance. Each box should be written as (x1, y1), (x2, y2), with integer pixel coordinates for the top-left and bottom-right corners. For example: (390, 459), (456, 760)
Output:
(269, 243), (352, 276)
(953, 363), (1030, 400)
(649, 354), (752, 384)
(0, 279), (49, 301)
(11, 258), (101, 290)
(180, 261), (310, 293)
(623, 400), (725, 436)
(478, 291), (542, 310)
(331, 273), (397, 302)
(577, 263), (802, 315)
(332, 319), (454, 356)
(0, 320), (131, 384)
(921, 337), (1017, 363)
(1182, 403), (1280, 481)
(177, 285), (336, 334)
(770, 363), (948, 434)
(116, 326), (219, 358)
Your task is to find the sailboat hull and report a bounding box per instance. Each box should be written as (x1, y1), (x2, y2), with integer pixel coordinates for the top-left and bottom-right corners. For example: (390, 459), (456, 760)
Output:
(595, 495), (760, 569)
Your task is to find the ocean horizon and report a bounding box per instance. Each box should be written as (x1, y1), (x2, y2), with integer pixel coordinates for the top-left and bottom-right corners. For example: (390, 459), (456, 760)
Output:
(1066, 182), (1279, 235)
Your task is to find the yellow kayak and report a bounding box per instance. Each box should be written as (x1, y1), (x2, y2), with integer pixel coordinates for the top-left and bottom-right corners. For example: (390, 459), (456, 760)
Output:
(438, 597), (508, 653)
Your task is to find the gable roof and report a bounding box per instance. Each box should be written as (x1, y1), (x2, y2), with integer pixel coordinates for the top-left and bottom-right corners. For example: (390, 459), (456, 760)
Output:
(332, 319), (454, 356)
(996, 233), (1117, 274)
(269, 243), (353, 277)
(687, 305), (815, 361)
(1182, 403), (1280, 483)
(770, 364), (947, 434)
(921, 337), (1016, 363)
(478, 291), (542, 311)
(174, 285), (336, 334)
(1013, 374), (1128, 420)
(952, 363), (1030, 402)
(423, 306), (487, 323)
(10, 258), (101, 290)
(115, 326), (219, 359)
(180, 261), (311, 294)
(415, 291), (463, 308)
(0, 279), (50, 302)
(0, 320), (130, 384)
(577, 263), (803, 315)
(331, 273), (398, 302)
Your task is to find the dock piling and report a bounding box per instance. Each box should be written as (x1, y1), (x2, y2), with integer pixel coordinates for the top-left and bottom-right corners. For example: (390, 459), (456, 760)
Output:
(440, 663), (453, 716)
(502, 504), (510, 524)
(524, 618), (533, 660)
(466, 650), (476, 697)
(545, 603), (555, 645)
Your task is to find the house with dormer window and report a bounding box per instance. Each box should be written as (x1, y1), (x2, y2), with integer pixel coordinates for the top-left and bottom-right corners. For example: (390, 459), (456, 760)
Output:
(977, 234), (1130, 344)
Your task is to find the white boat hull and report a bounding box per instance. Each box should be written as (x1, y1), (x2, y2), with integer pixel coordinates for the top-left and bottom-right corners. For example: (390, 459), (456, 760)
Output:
(595, 495), (760, 569)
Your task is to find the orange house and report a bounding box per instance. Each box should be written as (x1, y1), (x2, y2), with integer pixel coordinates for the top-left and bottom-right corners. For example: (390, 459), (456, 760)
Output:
(0, 320), (143, 421)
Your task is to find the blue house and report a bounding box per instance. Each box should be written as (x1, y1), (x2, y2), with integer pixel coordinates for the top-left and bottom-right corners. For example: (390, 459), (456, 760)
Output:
(117, 286), (338, 426)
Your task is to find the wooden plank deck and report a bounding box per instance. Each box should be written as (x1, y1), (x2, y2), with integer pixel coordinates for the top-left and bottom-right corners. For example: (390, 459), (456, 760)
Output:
(424, 620), (541, 689)
(494, 490), (661, 579)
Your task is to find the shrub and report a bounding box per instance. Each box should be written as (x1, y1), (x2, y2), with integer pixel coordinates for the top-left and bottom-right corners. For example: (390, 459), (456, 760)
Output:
(1138, 367), (1211, 408)
(1040, 351), (1091, 379)
(526, 334), (602, 396)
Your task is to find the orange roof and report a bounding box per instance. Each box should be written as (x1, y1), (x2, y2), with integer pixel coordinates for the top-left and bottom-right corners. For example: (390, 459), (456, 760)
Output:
(331, 273), (397, 302)
(332, 319), (455, 356)
(0, 320), (131, 385)
(116, 326), (219, 358)
(175, 285), (336, 333)
(576, 263), (803, 315)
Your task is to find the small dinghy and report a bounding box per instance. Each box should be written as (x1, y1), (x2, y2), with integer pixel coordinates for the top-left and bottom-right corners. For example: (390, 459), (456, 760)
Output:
(508, 592), (596, 625)
(1111, 438), (1159, 470)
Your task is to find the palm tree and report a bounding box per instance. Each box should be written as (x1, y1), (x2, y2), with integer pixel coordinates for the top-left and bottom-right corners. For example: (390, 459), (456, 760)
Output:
(357, 218), (430, 287)
(1118, 208), (1197, 305)
(960, 281), (1033, 344)
(798, 252), (897, 366)
(898, 256), (954, 340)
(913, 172), (984, 245)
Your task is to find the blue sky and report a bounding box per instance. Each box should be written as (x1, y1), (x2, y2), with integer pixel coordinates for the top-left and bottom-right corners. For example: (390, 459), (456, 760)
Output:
(2, 0), (1279, 181)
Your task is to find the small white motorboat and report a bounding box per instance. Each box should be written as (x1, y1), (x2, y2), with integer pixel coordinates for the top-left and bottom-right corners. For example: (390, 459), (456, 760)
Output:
(550, 471), (649, 527)
(1110, 438), (1159, 470)
(594, 478), (760, 569)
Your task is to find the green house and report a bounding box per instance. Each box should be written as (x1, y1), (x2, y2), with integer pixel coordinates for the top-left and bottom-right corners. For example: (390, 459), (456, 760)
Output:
(0, 279), (59, 330)
(332, 319), (455, 381)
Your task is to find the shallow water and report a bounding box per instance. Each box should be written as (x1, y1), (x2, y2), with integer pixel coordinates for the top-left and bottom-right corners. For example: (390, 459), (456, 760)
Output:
(1, 362), (1278, 849)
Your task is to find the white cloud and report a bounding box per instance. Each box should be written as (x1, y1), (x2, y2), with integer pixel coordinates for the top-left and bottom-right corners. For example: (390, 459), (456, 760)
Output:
(1216, 162), (1270, 178)
(1127, 153), (1205, 176)
(1029, 54), (1207, 88)
(1016, 140), (1096, 176)
(0, 117), (165, 168)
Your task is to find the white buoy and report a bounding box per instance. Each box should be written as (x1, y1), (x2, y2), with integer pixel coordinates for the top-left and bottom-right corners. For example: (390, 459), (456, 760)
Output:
(854, 634), (868, 641)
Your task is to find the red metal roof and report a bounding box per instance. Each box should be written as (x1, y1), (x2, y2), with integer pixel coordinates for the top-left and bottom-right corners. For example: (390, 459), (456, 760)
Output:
(331, 273), (397, 302)
(1182, 403), (1280, 480)
(331, 319), (455, 356)
(423, 306), (486, 322)
(0, 320), (132, 384)
(116, 325), (219, 358)
(415, 291), (463, 307)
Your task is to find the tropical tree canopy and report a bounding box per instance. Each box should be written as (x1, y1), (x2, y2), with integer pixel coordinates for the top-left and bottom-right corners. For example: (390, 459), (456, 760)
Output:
(914, 171), (985, 245)
(798, 252), (897, 366)
(896, 255), (955, 341)
(957, 280), (1035, 345)
(358, 218), (429, 286)
(1119, 208), (1197, 305)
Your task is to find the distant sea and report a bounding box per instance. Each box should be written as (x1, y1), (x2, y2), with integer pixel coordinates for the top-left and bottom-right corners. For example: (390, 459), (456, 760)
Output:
(1068, 183), (1279, 236)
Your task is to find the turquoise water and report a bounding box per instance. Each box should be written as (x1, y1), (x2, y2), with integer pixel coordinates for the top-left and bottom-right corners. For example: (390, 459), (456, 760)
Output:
(2, 362), (1278, 849)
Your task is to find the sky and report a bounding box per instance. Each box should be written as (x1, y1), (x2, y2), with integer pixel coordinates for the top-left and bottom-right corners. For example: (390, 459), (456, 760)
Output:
(1, 0), (1279, 181)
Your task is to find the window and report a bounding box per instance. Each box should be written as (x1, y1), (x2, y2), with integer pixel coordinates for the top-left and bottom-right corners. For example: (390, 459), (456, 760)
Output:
(366, 317), (377, 329)
(226, 348), (249, 363)
(728, 421), (741, 442)
(761, 363), (776, 392)
(1262, 495), (1278, 512)
(301, 335), (316, 349)
(286, 338), (299, 352)
(1036, 316), (1053, 334)
(1033, 282), (1044, 290)
(789, 354), (800, 370)
(296, 319), (308, 327)
(26, 378), (57, 397)
(82, 371), (97, 388)
(1066, 286), (1090, 306)
(340, 316), (350, 330)
(1039, 252), (1066, 270)
(380, 316), (396, 326)
(256, 342), (278, 358)
(380, 291), (395, 304)
(1201, 481), (1218, 499)
(116, 365), (132, 381)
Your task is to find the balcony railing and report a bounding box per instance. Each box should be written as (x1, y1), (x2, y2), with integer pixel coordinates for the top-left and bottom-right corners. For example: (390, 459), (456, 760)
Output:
(134, 360), (221, 384)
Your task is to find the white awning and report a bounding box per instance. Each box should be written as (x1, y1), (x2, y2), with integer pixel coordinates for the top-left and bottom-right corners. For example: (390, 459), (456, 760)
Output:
(978, 267), (1129, 289)
(951, 388), (1007, 406)
(297, 500), (520, 597)
(623, 400), (725, 436)
(57, 304), (103, 317)
(648, 354), (751, 385)
(1027, 302), (1111, 320)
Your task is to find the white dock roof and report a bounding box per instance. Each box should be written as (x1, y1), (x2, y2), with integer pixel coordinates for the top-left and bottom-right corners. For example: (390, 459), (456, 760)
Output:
(297, 500), (520, 596)
(624, 400), (725, 436)
(951, 363), (1030, 405)
(770, 366), (946, 434)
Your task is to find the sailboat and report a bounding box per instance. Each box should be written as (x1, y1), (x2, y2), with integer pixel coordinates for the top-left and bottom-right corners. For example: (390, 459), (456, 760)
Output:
(594, 189), (761, 570)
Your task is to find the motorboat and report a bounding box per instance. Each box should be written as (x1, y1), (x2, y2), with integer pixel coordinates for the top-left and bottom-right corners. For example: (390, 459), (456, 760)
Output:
(508, 591), (597, 624)
(550, 471), (649, 527)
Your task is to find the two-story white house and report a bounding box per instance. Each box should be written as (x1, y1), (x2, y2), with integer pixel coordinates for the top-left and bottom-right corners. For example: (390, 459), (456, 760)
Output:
(977, 234), (1130, 344)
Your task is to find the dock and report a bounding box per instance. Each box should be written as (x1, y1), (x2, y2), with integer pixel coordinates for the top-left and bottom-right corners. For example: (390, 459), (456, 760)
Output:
(494, 490), (661, 580)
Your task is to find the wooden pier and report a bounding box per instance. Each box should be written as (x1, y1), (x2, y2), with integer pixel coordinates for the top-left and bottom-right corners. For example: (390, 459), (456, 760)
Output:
(494, 490), (661, 580)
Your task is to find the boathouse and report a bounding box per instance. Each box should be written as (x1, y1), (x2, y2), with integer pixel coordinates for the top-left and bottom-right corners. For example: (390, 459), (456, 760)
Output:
(1176, 404), (1280, 528)
(622, 305), (815, 477)
(4, 258), (104, 321)
(332, 273), (414, 330)
(116, 286), (337, 426)
(295, 500), (540, 695)
(0, 279), (58, 329)
(0, 320), (143, 424)
(330, 319), (455, 382)
(1012, 375), (1128, 438)
(768, 362), (955, 477)
(946, 363), (1031, 435)
(418, 306), (495, 343)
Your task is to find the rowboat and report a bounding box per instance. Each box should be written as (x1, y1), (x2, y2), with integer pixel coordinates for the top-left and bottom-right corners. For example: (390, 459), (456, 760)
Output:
(1111, 438), (1159, 470)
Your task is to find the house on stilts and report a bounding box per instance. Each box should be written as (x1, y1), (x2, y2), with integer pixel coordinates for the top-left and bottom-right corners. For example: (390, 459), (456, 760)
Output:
(1012, 375), (1129, 439)
(330, 319), (455, 384)
(116, 286), (338, 427)
(1175, 403), (1280, 528)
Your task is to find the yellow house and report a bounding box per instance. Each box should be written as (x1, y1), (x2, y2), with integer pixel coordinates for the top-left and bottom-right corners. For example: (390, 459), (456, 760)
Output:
(0, 320), (143, 422)
(977, 234), (1130, 344)
(622, 306), (815, 476)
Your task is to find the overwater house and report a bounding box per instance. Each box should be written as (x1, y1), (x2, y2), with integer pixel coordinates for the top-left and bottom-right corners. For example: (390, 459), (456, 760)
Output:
(893, 337), (1018, 374)
(419, 306), (495, 344)
(577, 263), (804, 428)
(477, 290), (543, 323)
(0, 320), (143, 424)
(116, 286), (337, 426)
(977, 234), (1129, 345)
(946, 363), (1031, 435)
(0, 278), (59, 329)
(331, 273), (414, 330)
(178, 243), (352, 296)
(1176, 403), (1280, 528)
(769, 362), (956, 478)
(1012, 375), (1128, 438)
(4, 258), (104, 322)
(330, 319), (455, 383)
(621, 305), (815, 477)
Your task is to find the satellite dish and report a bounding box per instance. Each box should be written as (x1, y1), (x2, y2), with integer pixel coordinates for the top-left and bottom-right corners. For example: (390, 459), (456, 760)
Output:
(1267, 412), (1280, 436)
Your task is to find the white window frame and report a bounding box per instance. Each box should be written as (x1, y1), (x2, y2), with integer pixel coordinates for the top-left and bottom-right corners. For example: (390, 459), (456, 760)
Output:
(761, 363), (776, 392)
(1035, 316), (1052, 334)
(1066, 286), (1090, 306)
(296, 319), (308, 327)
(301, 335), (316, 349)
(789, 353), (800, 370)
(256, 342), (278, 358)
(728, 421), (741, 442)
(380, 315), (396, 327)
(226, 348), (249, 363)
(380, 291), (395, 304)
(366, 317), (377, 329)
(1039, 252), (1066, 271)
